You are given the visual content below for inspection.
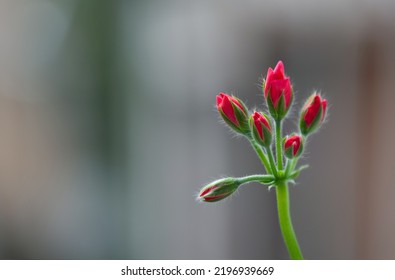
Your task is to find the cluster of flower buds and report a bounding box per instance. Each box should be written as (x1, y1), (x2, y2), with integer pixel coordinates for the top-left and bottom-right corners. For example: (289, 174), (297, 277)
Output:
(200, 61), (327, 202)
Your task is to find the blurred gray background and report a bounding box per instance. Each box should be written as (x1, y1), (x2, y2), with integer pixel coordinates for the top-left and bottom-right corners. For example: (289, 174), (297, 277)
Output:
(0, 0), (395, 259)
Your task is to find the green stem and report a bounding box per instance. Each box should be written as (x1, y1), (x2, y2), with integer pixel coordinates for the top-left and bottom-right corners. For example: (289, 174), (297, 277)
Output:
(276, 180), (303, 260)
(290, 158), (298, 172)
(285, 158), (295, 176)
(266, 147), (278, 177)
(249, 139), (272, 174)
(238, 174), (275, 185)
(275, 120), (283, 170)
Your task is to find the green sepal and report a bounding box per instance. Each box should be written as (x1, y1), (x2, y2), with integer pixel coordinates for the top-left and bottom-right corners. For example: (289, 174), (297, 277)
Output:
(219, 109), (244, 134)
(266, 89), (293, 121)
(233, 99), (250, 134)
(233, 96), (249, 116)
(210, 182), (238, 197)
(289, 165), (309, 180)
(266, 91), (279, 120)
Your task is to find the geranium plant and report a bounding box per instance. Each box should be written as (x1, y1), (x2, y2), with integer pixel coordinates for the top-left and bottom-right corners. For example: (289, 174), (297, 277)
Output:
(197, 61), (327, 260)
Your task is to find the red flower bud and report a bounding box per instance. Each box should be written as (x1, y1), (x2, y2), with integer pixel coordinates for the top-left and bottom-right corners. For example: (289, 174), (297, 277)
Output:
(198, 178), (240, 203)
(216, 92), (249, 134)
(300, 93), (327, 135)
(284, 134), (303, 158)
(263, 61), (293, 120)
(250, 111), (272, 147)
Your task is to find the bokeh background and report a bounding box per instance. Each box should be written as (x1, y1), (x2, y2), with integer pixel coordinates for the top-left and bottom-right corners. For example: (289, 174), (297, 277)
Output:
(0, 0), (395, 259)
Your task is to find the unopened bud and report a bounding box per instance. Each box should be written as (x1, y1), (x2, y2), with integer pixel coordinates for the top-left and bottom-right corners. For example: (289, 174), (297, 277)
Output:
(216, 93), (250, 135)
(250, 111), (272, 147)
(198, 178), (240, 203)
(263, 61), (293, 120)
(284, 134), (303, 159)
(300, 93), (327, 136)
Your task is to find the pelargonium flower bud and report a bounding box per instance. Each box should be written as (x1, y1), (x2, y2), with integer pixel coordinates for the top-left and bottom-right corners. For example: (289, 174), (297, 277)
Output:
(250, 111), (272, 147)
(216, 93), (250, 134)
(300, 93), (327, 136)
(198, 178), (240, 203)
(284, 134), (303, 159)
(263, 61), (293, 120)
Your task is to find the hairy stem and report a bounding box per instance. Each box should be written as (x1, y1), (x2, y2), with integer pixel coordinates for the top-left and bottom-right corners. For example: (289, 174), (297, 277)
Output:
(266, 147), (278, 177)
(276, 180), (303, 260)
(290, 157), (298, 172)
(238, 174), (275, 185)
(275, 120), (283, 170)
(249, 139), (272, 174)
(285, 158), (295, 176)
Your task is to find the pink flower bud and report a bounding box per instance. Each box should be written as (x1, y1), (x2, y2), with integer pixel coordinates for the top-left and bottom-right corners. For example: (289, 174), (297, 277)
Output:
(250, 111), (272, 147)
(300, 93), (327, 135)
(198, 178), (240, 203)
(284, 134), (303, 158)
(216, 92), (249, 134)
(263, 61), (293, 120)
